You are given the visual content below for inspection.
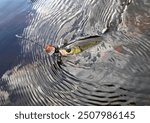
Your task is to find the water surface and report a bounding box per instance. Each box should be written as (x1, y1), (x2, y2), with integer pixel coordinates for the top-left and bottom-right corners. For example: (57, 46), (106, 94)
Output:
(0, 0), (150, 105)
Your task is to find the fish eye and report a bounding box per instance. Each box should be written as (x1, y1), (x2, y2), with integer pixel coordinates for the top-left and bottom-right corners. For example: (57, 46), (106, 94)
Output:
(66, 48), (71, 53)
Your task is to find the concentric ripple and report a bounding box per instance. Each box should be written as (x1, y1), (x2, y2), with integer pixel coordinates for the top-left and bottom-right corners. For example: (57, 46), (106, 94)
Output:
(0, 0), (150, 105)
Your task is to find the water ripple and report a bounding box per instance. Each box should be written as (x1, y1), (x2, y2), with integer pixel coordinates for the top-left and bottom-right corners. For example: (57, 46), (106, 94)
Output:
(0, 0), (150, 105)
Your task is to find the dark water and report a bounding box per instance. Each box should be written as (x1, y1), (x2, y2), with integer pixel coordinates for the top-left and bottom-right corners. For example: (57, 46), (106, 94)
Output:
(0, 0), (150, 105)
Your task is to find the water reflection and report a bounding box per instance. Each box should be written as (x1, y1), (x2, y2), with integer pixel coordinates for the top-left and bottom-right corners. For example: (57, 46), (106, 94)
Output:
(0, 0), (150, 105)
(0, 0), (31, 77)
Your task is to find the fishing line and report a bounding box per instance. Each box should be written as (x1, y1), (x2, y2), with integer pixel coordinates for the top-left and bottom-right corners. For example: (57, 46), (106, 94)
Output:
(15, 34), (44, 48)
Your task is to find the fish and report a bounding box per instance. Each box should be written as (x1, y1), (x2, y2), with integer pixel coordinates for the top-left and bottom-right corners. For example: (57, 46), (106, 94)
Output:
(59, 36), (103, 56)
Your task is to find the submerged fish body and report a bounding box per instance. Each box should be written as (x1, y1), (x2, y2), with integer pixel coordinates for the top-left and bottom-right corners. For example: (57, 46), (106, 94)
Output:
(59, 36), (103, 56)
(65, 36), (103, 50)
(61, 39), (124, 69)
